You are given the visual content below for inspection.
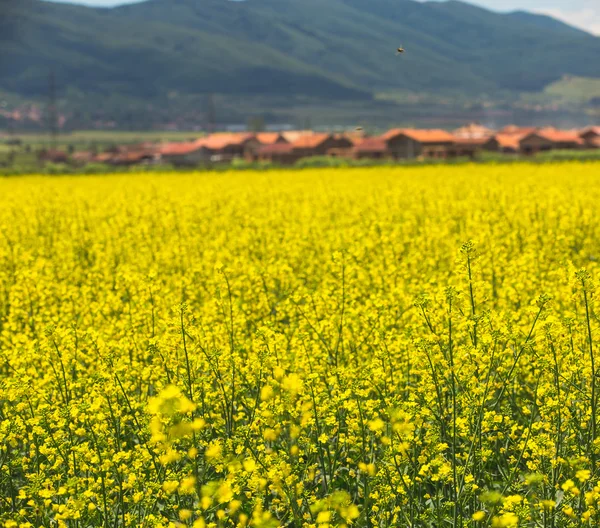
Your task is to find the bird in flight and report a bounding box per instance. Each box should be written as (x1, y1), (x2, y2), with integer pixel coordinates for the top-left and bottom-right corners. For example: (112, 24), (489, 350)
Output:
(397, 46), (405, 54)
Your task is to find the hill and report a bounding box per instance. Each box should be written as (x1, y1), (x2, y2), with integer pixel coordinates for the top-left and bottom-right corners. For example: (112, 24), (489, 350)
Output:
(1, 0), (599, 126)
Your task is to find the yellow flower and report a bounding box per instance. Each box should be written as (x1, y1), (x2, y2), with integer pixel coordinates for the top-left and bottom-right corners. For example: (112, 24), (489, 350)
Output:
(492, 512), (519, 527)
(243, 459), (257, 472)
(205, 443), (222, 461)
(316, 511), (331, 523)
(368, 418), (385, 433)
(576, 469), (591, 482)
(260, 385), (274, 401)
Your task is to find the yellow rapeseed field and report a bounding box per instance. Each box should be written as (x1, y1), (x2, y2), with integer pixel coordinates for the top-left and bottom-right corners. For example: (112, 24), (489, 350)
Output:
(1, 162), (600, 528)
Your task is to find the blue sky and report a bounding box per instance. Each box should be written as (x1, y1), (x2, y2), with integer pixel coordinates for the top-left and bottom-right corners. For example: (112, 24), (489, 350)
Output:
(47, 0), (600, 35)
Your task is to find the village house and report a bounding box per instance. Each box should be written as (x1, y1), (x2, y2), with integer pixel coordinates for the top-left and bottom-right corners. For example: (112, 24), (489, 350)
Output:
(448, 137), (489, 158)
(159, 133), (262, 165)
(254, 143), (300, 165)
(38, 149), (68, 163)
(519, 128), (583, 154)
(483, 133), (523, 154)
(381, 129), (456, 159)
(110, 150), (157, 166)
(580, 127), (600, 148)
(483, 127), (538, 154)
(353, 137), (389, 160)
(254, 133), (354, 163)
(200, 133), (262, 161)
(159, 141), (213, 166)
(286, 133), (352, 157)
(280, 130), (314, 144)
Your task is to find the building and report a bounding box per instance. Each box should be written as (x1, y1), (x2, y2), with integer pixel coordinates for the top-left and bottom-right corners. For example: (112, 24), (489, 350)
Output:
(519, 128), (583, 154)
(159, 133), (262, 165)
(254, 143), (300, 165)
(199, 133), (262, 161)
(159, 141), (213, 166)
(449, 137), (489, 158)
(484, 132), (529, 154)
(580, 127), (600, 148)
(281, 130), (314, 144)
(291, 133), (353, 157)
(381, 129), (456, 159)
(254, 133), (354, 163)
(110, 151), (156, 166)
(353, 137), (389, 160)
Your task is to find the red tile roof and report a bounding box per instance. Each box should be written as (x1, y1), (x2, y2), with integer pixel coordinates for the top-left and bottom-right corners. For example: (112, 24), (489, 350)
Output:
(354, 137), (388, 153)
(491, 134), (523, 150)
(382, 128), (455, 143)
(256, 132), (286, 145)
(281, 130), (314, 143)
(580, 126), (600, 137)
(160, 133), (256, 156)
(527, 128), (583, 145)
(159, 142), (206, 156)
(197, 133), (256, 150)
(292, 133), (332, 149)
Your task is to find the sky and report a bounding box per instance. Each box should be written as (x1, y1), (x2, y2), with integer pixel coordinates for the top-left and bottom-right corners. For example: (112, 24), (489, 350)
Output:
(48, 0), (600, 35)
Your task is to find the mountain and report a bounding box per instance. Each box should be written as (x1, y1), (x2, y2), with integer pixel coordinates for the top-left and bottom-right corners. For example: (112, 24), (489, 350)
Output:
(1, 0), (600, 124)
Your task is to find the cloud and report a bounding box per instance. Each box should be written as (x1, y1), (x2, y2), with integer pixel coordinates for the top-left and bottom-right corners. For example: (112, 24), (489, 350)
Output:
(532, 7), (600, 35)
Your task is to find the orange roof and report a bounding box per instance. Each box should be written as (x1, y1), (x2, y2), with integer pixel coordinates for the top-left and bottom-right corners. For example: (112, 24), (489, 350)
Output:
(580, 126), (600, 137)
(281, 130), (314, 143)
(256, 132), (286, 145)
(355, 137), (388, 152)
(197, 133), (255, 150)
(382, 128), (455, 144)
(453, 123), (495, 139)
(491, 134), (523, 150)
(528, 128), (583, 144)
(159, 142), (207, 156)
(292, 133), (332, 149)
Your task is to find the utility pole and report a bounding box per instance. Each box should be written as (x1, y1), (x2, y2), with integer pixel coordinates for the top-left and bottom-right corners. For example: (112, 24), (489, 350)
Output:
(47, 71), (58, 149)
